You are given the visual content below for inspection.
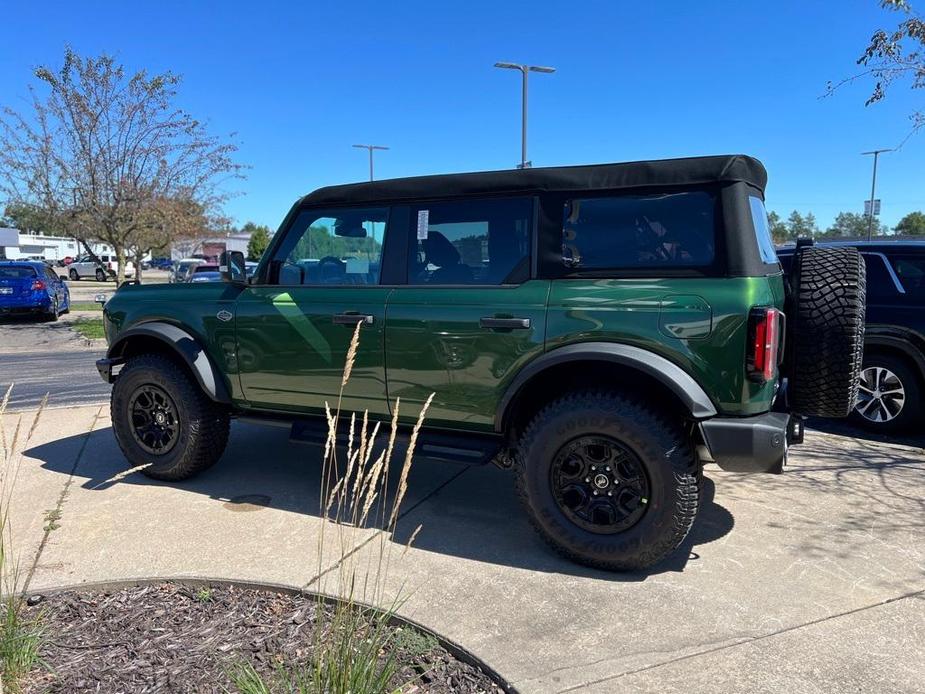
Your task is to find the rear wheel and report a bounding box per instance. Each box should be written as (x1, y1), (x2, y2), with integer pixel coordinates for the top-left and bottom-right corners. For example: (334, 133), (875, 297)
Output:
(515, 392), (699, 572)
(44, 296), (59, 322)
(95, 268), (106, 282)
(111, 353), (230, 481)
(851, 354), (922, 434)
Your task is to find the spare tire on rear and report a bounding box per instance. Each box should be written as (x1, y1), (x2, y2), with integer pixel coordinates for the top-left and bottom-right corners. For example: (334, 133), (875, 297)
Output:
(787, 245), (866, 417)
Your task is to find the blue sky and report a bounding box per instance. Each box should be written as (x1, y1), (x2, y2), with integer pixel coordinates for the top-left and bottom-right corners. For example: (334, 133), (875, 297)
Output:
(1, 0), (923, 231)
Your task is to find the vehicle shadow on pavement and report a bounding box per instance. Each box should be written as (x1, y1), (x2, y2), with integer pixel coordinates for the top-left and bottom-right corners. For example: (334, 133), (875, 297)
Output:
(27, 420), (735, 581)
(806, 418), (925, 449)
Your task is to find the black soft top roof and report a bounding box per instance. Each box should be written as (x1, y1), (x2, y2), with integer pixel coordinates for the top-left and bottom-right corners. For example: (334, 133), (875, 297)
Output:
(300, 154), (767, 207)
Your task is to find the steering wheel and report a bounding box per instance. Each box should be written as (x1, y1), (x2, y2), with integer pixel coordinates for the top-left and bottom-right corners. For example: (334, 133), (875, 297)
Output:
(318, 256), (346, 283)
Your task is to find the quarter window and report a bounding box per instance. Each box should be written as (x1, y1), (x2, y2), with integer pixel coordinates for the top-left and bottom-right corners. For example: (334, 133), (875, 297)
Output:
(409, 198), (532, 285)
(889, 255), (925, 297)
(748, 196), (779, 264)
(562, 191), (715, 270)
(271, 207), (388, 285)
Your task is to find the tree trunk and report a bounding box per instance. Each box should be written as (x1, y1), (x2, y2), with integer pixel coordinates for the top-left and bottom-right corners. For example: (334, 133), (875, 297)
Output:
(115, 246), (126, 285)
(134, 250), (145, 283)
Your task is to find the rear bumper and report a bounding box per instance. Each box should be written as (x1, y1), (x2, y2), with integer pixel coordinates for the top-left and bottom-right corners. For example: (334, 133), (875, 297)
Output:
(699, 412), (804, 474)
(0, 298), (49, 314)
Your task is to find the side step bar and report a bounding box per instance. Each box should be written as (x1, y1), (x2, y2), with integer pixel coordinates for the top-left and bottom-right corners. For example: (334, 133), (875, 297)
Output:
(276, 416), (502, 466)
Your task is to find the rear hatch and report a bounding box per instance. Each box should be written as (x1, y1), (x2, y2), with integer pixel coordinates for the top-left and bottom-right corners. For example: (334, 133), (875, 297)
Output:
(0, 265), (39, 305)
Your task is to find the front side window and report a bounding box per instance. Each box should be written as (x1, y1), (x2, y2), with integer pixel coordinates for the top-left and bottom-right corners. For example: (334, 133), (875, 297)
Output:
(272, 207), (387, 285)
(562, 191), (715, 270)
(409, 197), (532, 285)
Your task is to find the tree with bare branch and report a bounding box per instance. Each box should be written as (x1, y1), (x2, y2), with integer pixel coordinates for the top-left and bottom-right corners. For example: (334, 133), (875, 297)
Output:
(0, 48), (243, 282)
(828, 1), (925, 142)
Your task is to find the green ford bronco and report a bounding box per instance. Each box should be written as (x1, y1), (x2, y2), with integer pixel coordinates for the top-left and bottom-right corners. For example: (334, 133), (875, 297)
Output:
(96, 155), (866, 571)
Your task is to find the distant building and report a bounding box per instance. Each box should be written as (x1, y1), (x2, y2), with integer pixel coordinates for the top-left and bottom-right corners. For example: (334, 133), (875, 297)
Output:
(0, 229), (115, 261)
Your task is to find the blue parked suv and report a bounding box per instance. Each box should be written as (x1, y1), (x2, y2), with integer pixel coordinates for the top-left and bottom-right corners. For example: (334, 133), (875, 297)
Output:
(0, 260), (70, 321)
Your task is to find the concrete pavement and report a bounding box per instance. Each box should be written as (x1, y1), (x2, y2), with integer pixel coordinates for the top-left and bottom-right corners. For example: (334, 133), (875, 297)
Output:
(6, 404), (925, 693)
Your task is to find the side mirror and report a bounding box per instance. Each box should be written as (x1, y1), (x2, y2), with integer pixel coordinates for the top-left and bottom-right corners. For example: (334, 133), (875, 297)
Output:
(219, 250), (246, 284)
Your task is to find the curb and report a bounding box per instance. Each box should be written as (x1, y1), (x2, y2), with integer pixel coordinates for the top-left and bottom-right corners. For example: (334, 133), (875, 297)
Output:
(26, 575), (518, 693)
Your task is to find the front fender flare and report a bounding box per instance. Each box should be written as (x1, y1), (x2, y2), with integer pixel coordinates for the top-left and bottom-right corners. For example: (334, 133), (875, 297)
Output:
(496, 342), (718, 432)
(108, 322), (232, 404)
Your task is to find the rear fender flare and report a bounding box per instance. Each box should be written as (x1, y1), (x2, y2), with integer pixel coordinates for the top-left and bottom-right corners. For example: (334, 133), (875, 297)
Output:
(108, 322), (231, 404)
(496, 342), (718, 432)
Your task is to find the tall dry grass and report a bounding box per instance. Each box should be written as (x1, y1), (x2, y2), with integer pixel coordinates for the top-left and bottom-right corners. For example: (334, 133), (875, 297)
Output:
(230, 322), (435, 694)
(0, 385), (47, 693)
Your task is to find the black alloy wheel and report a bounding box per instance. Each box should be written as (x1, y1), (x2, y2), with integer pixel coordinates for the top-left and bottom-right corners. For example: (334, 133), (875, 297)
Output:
(550, 436), (650, 534)
(128, 384), (180, 455)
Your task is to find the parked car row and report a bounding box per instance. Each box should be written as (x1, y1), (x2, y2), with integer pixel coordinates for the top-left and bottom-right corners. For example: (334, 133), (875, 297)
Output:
(170, 257), (258, 283)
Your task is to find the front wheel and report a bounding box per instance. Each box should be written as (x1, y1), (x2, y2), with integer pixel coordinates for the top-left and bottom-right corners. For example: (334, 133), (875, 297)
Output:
(69, 268), (79, 281)
(111, 353), (230, 481)
(515, 392), (700, 572)
(95, 268), (106, 282)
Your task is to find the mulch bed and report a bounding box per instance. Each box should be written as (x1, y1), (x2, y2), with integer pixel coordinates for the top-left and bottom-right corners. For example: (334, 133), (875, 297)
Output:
(21, 582), (506, 693)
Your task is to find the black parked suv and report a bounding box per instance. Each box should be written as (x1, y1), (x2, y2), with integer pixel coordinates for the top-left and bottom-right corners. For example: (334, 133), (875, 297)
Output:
(780, 241), (925, 433)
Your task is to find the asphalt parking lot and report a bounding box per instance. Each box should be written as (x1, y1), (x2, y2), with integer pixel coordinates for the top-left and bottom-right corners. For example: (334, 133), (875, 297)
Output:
(1, 275), (924, 693)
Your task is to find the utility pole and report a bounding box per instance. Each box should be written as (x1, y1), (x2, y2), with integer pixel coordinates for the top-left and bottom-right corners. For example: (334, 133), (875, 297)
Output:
(862, 148), (891, 241)
(494, 62), (556, 169)
(352, 144), (389, 181)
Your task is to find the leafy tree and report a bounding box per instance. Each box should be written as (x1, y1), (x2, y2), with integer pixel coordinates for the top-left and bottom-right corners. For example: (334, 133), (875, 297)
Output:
(786, 211), (819, 240)
(895, 210), (925, 235)
(821, 211), (888, 238)
(828, 0), (924, 139)
(2, 202), (56, 234)
(0, 48), (243, 282)
(243, 222), (272, 260)
(768, 211), (789, 245)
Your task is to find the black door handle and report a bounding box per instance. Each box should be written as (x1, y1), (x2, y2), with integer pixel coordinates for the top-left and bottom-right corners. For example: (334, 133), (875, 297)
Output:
(479, 317), (531, 330)
(333, 313), (375, 325)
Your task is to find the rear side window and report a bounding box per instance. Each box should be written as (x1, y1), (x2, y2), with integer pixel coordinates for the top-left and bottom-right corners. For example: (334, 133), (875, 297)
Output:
(562, 191), (715, 270)
(0, 266), (37, 278)
(748, 196), (778, 264)
(861, 253), (900, 302)
(409, 198), (532, 285)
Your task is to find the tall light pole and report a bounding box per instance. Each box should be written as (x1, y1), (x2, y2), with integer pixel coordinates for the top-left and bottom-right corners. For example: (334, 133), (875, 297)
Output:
(494, 62), (556, 169)
(862, 148), (891, 241)
(352, 144), (389, 181)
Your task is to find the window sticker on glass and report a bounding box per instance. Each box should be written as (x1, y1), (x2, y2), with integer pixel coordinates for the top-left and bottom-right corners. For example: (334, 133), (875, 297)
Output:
(345, 258), (370, 275)
(417, 210), (430, 240)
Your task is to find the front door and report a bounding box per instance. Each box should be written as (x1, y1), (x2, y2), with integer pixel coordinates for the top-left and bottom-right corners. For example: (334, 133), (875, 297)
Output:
(235, 206), (393, 418)
(385, 197), (548, 431)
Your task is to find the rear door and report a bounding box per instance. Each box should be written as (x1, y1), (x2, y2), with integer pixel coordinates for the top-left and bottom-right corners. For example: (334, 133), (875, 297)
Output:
(235, 206), (397, 418)
(385, 196), (548, 431)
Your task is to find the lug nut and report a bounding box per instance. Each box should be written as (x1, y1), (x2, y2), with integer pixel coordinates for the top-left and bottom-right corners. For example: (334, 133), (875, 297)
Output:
(607, 491), (613, 497)
(592, 490), (598, 496)
(591, 465), (596, 471)
(585, 477), (590, 483)
(605, 466), (611, 472)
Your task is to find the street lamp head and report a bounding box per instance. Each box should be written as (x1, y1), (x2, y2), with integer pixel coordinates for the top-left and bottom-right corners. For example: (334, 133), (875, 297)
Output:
(494, 62), (522, 70)
(528, 65), (556, 73)
(861, 148), (893, 155)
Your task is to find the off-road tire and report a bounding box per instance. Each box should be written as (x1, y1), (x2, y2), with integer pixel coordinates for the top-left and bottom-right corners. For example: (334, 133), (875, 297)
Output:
(787, 246), (866, 417)
(111, 353), (230, 481)
(515, 392), (700, 572)
(850, 353), (922, 434)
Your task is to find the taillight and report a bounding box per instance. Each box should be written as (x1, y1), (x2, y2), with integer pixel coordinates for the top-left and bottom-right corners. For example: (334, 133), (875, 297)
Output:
(31, 279), (46, 291)
(746, 307), (782, 382)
